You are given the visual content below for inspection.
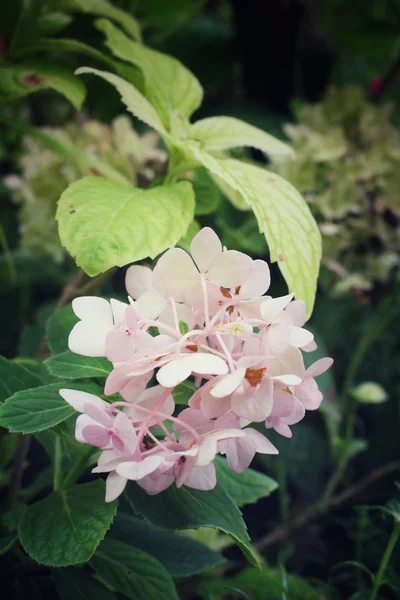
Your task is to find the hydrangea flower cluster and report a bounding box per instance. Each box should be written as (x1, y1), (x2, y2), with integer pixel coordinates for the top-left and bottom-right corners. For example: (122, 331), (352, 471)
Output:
(61, 228), (332, 502)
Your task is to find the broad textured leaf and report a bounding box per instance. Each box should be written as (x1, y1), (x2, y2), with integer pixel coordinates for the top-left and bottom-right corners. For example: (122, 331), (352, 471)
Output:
(0, 64), (85, 109)
(46, 305), (78, 356)
(46, 351), (112, 379)
(110, 513), (224, 576)
(190, 116), (294, 157)
(91, 538), (178, 600)
(56, 177), (195, 276)
(172, 380), (197, 405)
(215, 457), (278, 506)
(97, 19), (203, 128)
(125, 482), (257, 565)
(76, 68), (167, 136)
(18, 481), (117, 567)
(0, 356), (43, 403)
(188, 168), (221, 215)
(188, 145), (321, 315)
(0, 380), (102, 433)
(72, 0), (142, 41)
(53, 569), (116, 600)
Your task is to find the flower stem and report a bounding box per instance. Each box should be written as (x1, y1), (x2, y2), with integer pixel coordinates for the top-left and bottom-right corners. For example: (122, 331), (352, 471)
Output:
(63, 446), (97, 489)
(370, 521), (400, 600)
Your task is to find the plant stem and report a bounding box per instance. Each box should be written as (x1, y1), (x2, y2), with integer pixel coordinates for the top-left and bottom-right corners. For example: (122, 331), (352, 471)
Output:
(370, 521), (400, 600)
(63, 447), (97, 489)
(5, 435), (31, 510)
(324, 299), (393, 499)
(53, 437), (62, 492)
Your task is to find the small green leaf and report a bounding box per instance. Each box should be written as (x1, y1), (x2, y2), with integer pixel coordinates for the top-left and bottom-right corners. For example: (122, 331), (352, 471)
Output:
(53, 569), (116, 600)
(125, 482), (257, 565)
(215, 457), (278, 506)
(18, 480), (117, 567)
(188, 168), (221, 216)
(0, 533), (17, 556)
(179, 320), (189, 335)
(0, 64), (85, 109)
(110, 513), (224, 576)
(177, 220), (200, 253)
(172, 381), (197, 405)
(91, 538), (179, 600)
(189, 116), (294, 157)
(72, 0), (142, 41)
(351, 382), (388, 404)
(0, 356), (43, 403)
(56, 177), (195, 276)
(187, 145), (321, 316)
(46, 305), (78, 356)
(0, 380), (102, 433)
(45, 351), (112, 379)
(96, 19), (203, 128)
(76, 67), (167, 137)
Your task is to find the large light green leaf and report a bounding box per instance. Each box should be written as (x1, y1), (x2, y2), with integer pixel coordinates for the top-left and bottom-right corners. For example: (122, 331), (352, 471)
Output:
(76, 67), (167, 137)
(189, 116), (294, 157)
(96, 19), (203, 128)
(125, 482), (257, 565)
(0, 380), (102, 433)
(0, 64), (85, 110)
(110, 513), (224, 576)
(0, 356), (43, 404)
(187, 145), (321, 315)
(56, 177), (195, 276)
(71, 0), (142, 41)
(45, 351), (112, 379)
(91, 538), (179, 600)
(18, 480), (117, 566)
(215, 457), (278, 506)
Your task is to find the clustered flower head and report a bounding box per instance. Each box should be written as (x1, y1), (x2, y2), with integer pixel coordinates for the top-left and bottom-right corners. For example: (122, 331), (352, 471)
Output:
(3, 116), (167, 262)
(272, 85), (400, 297)
(61, 228), (332, 502)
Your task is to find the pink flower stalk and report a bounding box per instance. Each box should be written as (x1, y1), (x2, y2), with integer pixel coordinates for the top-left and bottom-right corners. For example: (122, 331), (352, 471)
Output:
(62, 227), (332, 501)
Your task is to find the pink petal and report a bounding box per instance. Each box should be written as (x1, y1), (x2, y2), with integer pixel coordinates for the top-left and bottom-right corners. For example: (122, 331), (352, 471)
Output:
(305, 357), (333, 378)
(232, 378), (273, 422)
(183, 462), (217, 491)
(72, 296), (113, 323)
(82, 424), (111, 447)
(75, 414), (95, 443)
(84, 402), (113, 426)
(68, 320), (113, 357)
(220, 437), (255, 472)
(138, 472), (175, 495)
(158, 302), (195, 331)
(207, 250), (252, 287)
(190, 227), (222, 273)
(200, 389), (232, 418)
(125, 385), (174, 424)
(113, 411), (136, 455)
(290, 326), (314, 348)
(239, 260), (271, 298)
(105, 329), (135, 363)
(125, 265), (153, 299)
(105, 471), (127, 502)
(244, 428), (278, 454)
(284, 300), (307, 326)
(295, 379), (323, 410)
(174, 407), (210, 432)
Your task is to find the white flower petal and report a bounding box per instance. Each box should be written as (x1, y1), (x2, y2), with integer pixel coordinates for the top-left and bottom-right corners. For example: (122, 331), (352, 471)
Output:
(260, 294), (294, 324)
(290, 326), (314, 348)
(59, 389), (108, 412)
(105, 471), (127, 502)
(190, 227), (222, 273)
(68, 320), (113, 357)
(72, 296), (113, 323)
(184, 353), (229, 376)
(125, 265), (153, 299)
(116, 455), (164, 480)
(134, 290), (166, 319)
(207, 250), (252, 287)
(271, 374), (302, 385)
(156, 358), (193, 387)
(110, 299), (128, 325)
(239, 259), (271, 298)
(152, 248), (199, 302)
(210, 368), (246, 398)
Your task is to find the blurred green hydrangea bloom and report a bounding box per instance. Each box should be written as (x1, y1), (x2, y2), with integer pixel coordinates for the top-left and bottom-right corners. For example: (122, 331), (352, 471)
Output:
(4, 116), (167, 262)
(273, 86), (400, 297)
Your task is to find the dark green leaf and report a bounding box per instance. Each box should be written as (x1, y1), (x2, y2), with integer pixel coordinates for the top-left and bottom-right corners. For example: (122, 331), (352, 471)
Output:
(0, 356), (43, 403)
(110, 513), (224, 576)
(172, 380), (197, 405)
(0, 533), (17, 556)
(45, 351), (112, 379)
(46, 305), (78, 355)
(0, 380), (102, 433)
(125, 482), (257, 565)
(215, 457), (278, 506)
(91, 537), (179, 600)
(18, 481), (117, 566)
(53, 569), (116, 600)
